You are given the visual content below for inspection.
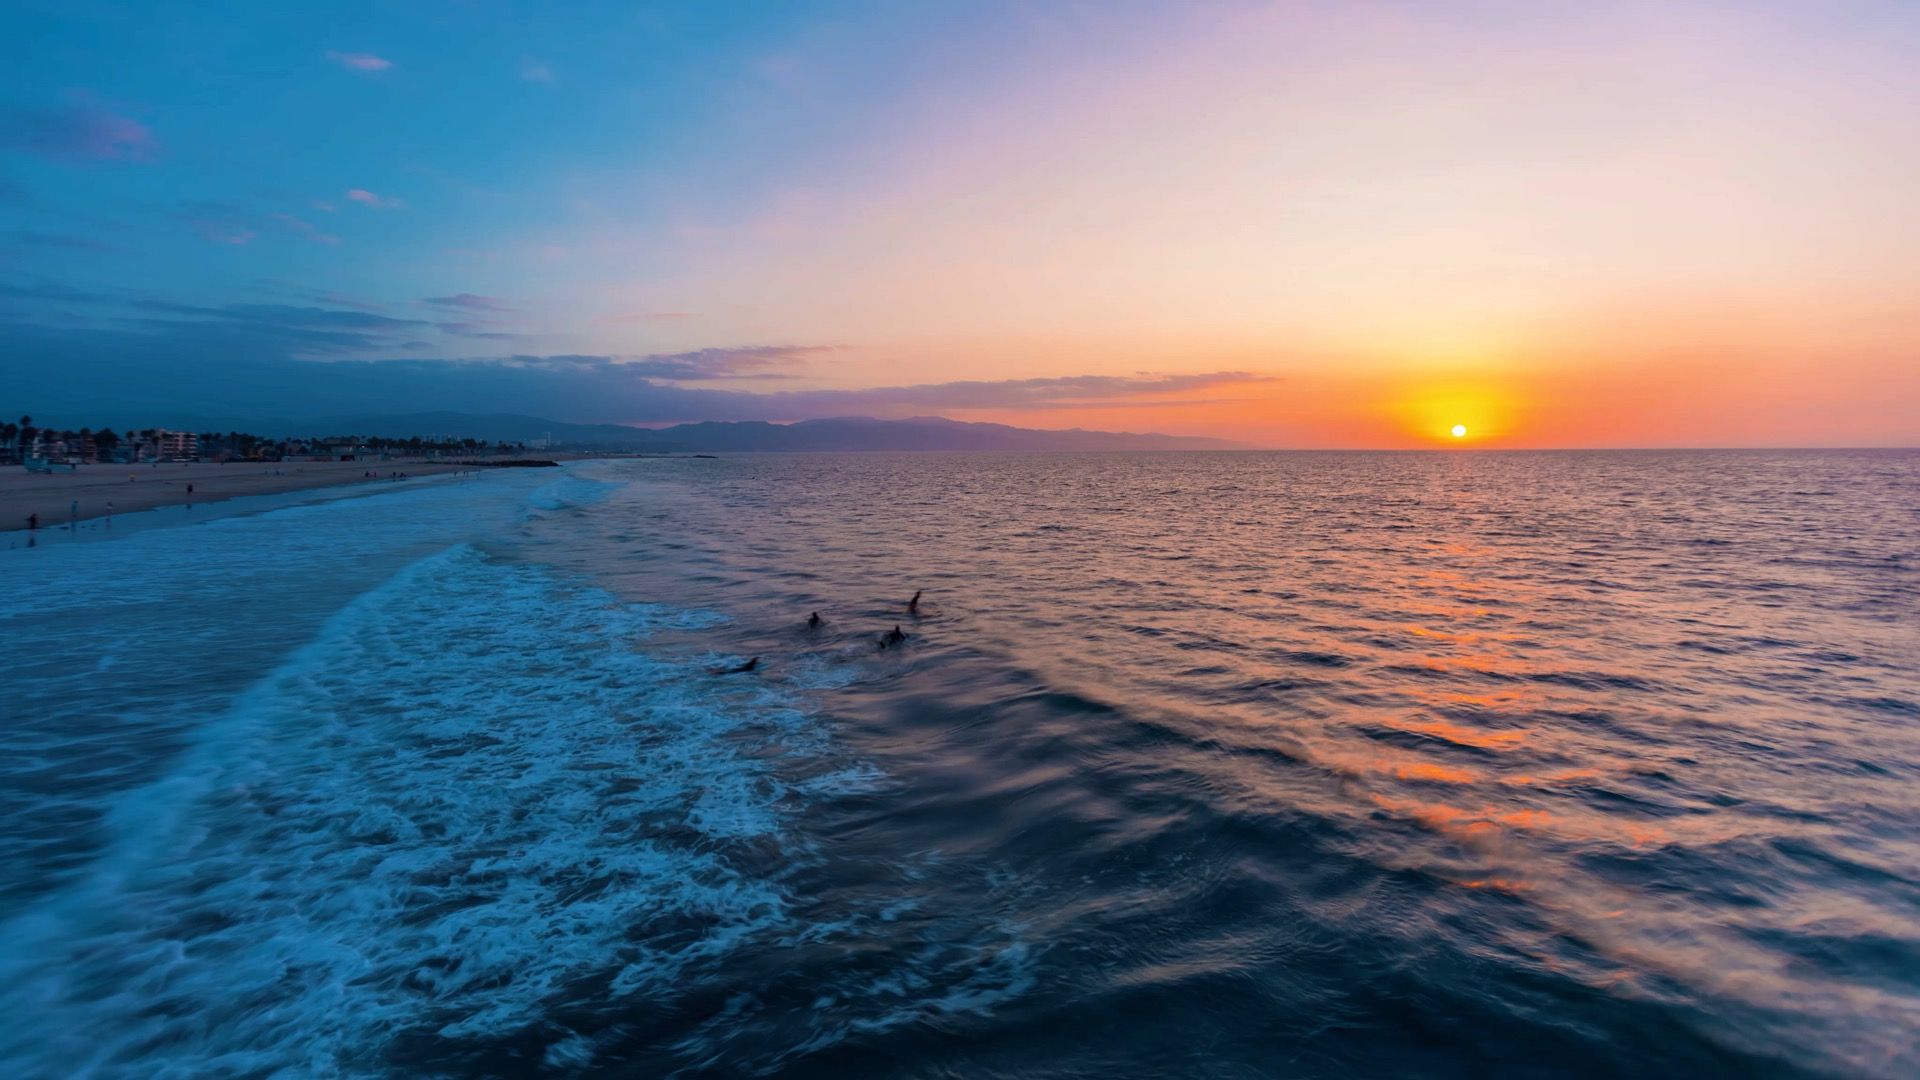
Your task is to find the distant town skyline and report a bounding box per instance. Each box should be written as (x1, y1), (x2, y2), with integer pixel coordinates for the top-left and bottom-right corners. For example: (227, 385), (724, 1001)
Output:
(2, 1), (1916, 448)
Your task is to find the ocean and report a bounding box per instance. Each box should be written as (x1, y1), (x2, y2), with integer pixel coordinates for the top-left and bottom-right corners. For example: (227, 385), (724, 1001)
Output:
(1, 450), (1915, 1078)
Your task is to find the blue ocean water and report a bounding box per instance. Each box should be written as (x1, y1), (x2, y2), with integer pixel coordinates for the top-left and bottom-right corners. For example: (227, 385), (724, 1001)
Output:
(1, 451), (1915, 1077)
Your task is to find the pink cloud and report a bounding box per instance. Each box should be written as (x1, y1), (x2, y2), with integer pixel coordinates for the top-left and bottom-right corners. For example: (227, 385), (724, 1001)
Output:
(344, 188), (401, 209)
(326, 51), (392, 73)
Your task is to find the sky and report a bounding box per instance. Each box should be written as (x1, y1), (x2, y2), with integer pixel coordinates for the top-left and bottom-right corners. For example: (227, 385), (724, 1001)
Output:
(1, 0), (1916, 447)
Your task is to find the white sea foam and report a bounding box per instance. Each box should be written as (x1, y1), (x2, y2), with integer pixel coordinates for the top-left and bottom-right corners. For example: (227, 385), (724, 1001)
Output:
(0, 544), (822, 1077)
(1, 464), (1045, 1077)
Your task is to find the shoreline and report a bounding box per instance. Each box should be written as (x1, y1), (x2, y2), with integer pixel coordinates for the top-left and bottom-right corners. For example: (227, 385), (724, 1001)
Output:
(0, 458), (557, 530)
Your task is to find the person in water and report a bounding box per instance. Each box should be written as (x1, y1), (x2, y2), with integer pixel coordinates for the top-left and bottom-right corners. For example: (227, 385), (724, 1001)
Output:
(807, 612), (822, 628)
(711, 657), (759, 675)
(908, 590), (922, 614)
(879, 625), (907, 649)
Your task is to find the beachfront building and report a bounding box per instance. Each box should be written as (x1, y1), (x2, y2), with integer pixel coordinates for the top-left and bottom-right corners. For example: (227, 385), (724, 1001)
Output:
(155, 430), (199, 461)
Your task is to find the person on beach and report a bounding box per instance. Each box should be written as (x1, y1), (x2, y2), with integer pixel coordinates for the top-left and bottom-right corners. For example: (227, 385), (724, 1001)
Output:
(26, 513), (37, 531)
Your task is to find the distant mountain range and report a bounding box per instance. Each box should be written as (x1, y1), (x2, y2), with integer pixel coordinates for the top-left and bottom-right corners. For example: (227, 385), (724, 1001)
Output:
(290, 413), (1244, 452)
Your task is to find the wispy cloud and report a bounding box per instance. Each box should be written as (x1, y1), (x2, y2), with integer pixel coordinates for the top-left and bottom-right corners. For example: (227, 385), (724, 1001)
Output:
(161, 201), (348, 248)
(344, 188), (401, 209)
(187, 221), (255, 246)
(520, 58), (553, 83)
(0, 229), (110, 252)
(0, 280), (121, 304)
(257, 286), (384, 311)
(325, 51), (392, 73)
(623, 345), (832, 381)
(0, 100), (156, 162)
(421, 293), (513, 312)
(436, 324), (525, 340)
(271, 213), (341, 245)
(168, 200), (260, 246)
(126, 299), (429, 336)
(798, 371), (1273, 412)
(305, 289), (386, 313)
(0, 282), (1266, 424)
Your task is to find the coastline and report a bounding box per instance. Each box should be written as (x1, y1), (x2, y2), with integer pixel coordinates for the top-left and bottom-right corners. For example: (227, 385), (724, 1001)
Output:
(0, 458), (552, 530)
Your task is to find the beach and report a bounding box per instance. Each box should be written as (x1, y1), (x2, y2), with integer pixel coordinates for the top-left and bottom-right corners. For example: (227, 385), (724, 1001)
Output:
(0, 458), (500, 529)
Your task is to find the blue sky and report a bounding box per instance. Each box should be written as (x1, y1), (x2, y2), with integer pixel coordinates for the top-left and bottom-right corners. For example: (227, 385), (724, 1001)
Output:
(5, 0), (1199, 429)
(3, 1), (921, 329)
(3, 2), (1916, 444)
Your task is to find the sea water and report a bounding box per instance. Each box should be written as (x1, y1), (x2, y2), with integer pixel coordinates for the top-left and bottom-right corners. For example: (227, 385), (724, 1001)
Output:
(0, 451), (1915, 1077)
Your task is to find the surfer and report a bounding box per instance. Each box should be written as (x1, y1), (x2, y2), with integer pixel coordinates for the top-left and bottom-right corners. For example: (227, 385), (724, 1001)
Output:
(908, 590), (922, 614)
(807, 611), (822, 628)
(711, 657), (759, 675)
(879, 625), (907, 649)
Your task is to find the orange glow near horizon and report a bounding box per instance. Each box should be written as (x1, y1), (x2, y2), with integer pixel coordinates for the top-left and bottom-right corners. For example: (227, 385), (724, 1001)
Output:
(578, 4), (1919, 449)
(890, 328), (1920, 448)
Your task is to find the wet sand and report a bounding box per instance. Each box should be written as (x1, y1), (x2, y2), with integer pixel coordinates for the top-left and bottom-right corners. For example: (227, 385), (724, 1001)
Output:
(1, 459), (493, 529)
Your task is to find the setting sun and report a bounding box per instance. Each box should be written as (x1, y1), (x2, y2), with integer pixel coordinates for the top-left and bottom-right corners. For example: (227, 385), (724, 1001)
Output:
(1450, 424), (1468, 439)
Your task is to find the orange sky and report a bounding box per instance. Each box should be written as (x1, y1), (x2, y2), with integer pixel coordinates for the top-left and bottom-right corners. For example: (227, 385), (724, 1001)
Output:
(557, 2), (1919, 447)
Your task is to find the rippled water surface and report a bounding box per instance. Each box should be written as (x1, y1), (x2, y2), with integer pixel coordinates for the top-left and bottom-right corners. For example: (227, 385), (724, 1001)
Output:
(2, 451), (1916, 1077)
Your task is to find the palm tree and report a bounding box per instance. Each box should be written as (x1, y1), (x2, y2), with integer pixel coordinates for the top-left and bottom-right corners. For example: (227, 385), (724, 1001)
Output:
(18, 417), (38, 460)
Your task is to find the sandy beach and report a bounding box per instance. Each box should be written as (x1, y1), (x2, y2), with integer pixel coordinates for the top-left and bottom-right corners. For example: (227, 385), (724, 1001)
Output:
(1, 459), (510, 530)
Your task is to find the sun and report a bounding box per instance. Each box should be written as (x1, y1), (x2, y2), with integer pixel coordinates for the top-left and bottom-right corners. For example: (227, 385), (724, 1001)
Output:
(1450, 423), (1468, 439)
